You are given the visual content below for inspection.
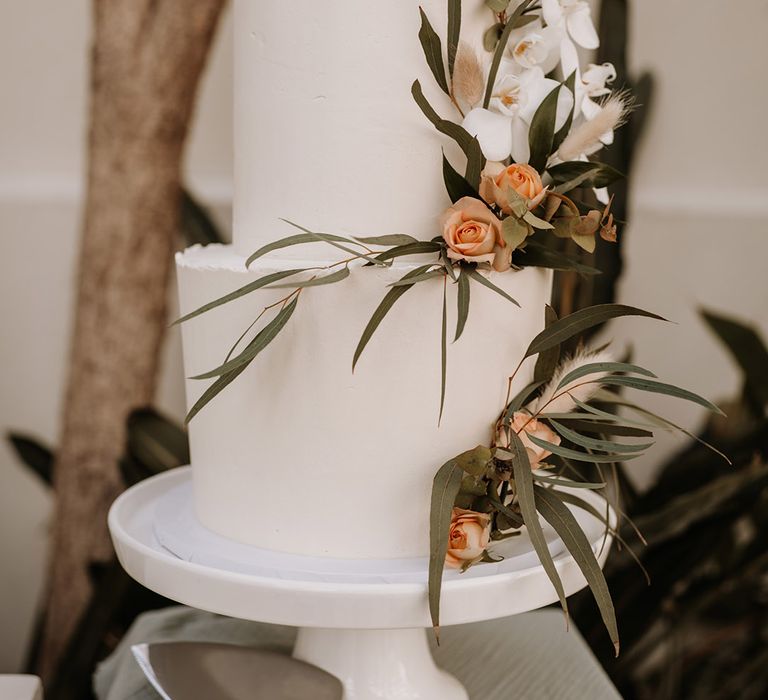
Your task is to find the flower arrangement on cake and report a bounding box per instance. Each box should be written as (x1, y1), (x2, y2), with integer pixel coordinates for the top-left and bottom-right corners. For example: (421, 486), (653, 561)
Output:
(175, 0), (726, 655)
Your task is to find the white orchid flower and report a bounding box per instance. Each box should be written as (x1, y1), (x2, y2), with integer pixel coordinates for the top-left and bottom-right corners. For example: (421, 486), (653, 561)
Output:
(542, 0), (600, 50)
(463, 66), (573, 164)
(580, 63), (617, 121)
(505, 24), (561, 74)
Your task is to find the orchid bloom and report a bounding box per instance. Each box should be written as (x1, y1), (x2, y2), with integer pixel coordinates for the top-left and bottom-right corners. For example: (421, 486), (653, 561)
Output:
(506, 23), (561, 74)
(541, 0), (600, 80)
(462, 65), (573, 164)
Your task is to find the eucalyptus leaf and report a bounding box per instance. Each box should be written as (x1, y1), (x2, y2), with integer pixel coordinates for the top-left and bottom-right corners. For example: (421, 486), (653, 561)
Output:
(555, 419), (653, 438)
(388, 269), (445, 287)
(526, 433), (641, 463)
(354, 234), (419, 246)
(412, 80), (475, 155)
(353, 265), (433, 371)
(534, 306), (560, 384)
(455, 268), (471, 342)
(439, 278), (448, 424)
(185, 363), (249, 424)
(533, 485), (620, 655)
(548, 161), (625, 190)
(455, 445), (493, 477)
(428, 459), (465, 633)
(516, 240), (601, 275)
(280, 220), (386, 265)
(245, 233), (352, 267)
(523, 210), (555, 230)
(447, 0), (462, 78)
(502, 216), (530, 251)
(483, 23), (503, 52)
(174, 269), (305, 325)
(555, 361), (657, 390)
(191, 297), (299, 380)
(505, 380), (545, 419)
(466, 268), (520, 306)
(549, 421), (653, 454)
(373, 241), (443, 262)
(269, 266), (350, 289)
(599, 376), (724, 415)
(465, 137), (485, 190)
(523, 304), (667, 359)
(485, 0), (508, 11)
(509, 431), (569, 616)
(418, 8), (449, 94)
(532, 473), (607, 490)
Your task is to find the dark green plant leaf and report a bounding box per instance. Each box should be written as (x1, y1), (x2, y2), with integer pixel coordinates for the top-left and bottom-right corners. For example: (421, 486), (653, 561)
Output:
(533, 473), (607, 490)
(555, 361), (657, 390)
(523, 304), (667, 359)
(509, 431), (569, 616)
(550, 420), (652, 454)
(533, 485), (620, 655)
(527, 434), (642, 463)
(354, 234), (419, 246)
(483, 0), (535, 108)
(555, 419), (653, 438)
(504, 380), (545, 419)
(466, 268), (520, 306)
(174, 269), (305, 325)
(418, 8), (449, 94)
(245, 233), (352, 267)
(551, 71), (577, 154)
(269, 266), (350, 289)
(447, 0), (462, 78)
(440, 278), (448, 424)
(528, 83), (562, 172)
(483, 22), (504, 52)
(353, 265), (433, 371)
(454, 268), (471, 342)
(412, 80), (476, 155)
(455, 445), (493, 477)
(192, 297), (299, 379)
(485, 0), (509, 11)
(125, 408), (189, 475)
(279, 220), (385, 265)
(373, 241), (443, 263)
(465, 137), (485, 190)
(443, 153), (479, 203)
(599, 376), (724, 415)
(701, 308), (768, 409)
(181, 190), (224, 246)
(548, 161), (625, 190)
(7, 433), (54, 486)
(428, 458), (465, 633)
(534, 305), (560, 384)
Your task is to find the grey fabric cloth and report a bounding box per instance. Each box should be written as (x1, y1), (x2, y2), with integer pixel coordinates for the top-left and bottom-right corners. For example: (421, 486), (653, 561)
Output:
(94, 607), (621, 700)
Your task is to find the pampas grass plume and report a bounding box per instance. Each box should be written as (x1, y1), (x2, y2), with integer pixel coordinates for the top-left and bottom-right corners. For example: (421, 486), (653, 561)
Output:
(452, 42), (485, 109)
(557, 91), (633, 162)
(530, 348), (615, 416)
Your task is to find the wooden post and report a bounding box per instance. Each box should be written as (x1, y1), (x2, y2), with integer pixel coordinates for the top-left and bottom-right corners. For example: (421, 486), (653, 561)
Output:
(38, 0), (227, 681)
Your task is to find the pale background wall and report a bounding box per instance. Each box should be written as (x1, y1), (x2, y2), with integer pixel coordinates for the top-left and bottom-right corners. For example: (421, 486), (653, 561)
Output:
(0, 0), (766, 672)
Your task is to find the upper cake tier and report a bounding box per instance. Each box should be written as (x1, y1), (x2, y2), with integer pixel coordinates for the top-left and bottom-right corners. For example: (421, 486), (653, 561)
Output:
(233, 0), (488, 257)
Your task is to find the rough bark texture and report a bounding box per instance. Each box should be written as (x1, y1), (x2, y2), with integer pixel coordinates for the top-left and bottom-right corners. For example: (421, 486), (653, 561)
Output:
(38, 0), (226, 682)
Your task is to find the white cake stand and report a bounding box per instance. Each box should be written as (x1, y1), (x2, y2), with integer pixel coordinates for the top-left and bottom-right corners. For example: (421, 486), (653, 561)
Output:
(108, 467), (615, 700)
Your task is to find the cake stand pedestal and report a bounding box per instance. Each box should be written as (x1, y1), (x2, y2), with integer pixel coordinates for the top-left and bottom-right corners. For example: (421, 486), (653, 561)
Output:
(108, 467), (615, 700)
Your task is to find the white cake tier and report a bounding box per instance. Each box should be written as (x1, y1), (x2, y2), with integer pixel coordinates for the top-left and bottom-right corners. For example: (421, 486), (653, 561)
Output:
(176, 245), (551, 559)
(233, 0), (488, 257)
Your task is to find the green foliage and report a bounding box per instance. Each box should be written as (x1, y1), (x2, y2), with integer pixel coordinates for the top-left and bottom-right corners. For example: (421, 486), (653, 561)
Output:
(418, 8), (449, 95)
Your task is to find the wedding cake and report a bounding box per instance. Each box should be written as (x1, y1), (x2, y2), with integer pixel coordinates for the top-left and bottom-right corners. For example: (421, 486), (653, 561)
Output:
(175, 0), (556, 560)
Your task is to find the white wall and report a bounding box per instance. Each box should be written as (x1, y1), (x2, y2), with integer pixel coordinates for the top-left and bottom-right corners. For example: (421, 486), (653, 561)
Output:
(0, 0), (766, 671)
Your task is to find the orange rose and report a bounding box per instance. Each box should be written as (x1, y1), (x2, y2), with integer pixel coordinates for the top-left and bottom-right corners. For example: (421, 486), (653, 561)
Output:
(445, 508), (492, 569)
(498, 412), (561, 469)
(480, 162), (547, 215)
(440, 197), (508, 272)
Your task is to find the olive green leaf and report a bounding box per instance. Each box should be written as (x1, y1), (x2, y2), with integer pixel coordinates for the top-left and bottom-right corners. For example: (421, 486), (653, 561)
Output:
(526, 433), (642, 463)
(353, 265), (433, 371)
(599, 376), (725, 415)
(455, 445), (493, 476)
(454, 267), (471, 342)
(191, 297), (299, 380)
(443, 153), (479, 203)
(509, 430), (569, 616)
(549, 421), (653, 454)
(245, 233), (352, 267)
(428, 458), (465, 635)
(528, 83), (562, 172)
(533, 485), (620, 656)
(447, 0), (462, 78)
(174, 268), (305, 325)
(269, 267), (350, 289)
(373, 241), (443, 263)
(439, 278), (449, 424)
(516, 240), (601, 275)
(419, 8), (449, 94)
(185, 362), (249, 425)
(412, 80), (477, 156)
(502, 216), (530, 251)
(465, 137), (485, 190)
(523, 304), (667, 359)
(534, 305), (560, 384)
(548, 161), (625, 191)
(354, 234), (419, 246)
(555, 361), (657, 390)
(551, 71), (577, 153)
(466, 268), (520, 306)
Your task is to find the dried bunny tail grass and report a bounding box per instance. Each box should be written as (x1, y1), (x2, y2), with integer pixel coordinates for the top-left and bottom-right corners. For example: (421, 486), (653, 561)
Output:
(530, 348), (615, 416)
(452, 42), (485, 109)
(557, 91), (634, 162)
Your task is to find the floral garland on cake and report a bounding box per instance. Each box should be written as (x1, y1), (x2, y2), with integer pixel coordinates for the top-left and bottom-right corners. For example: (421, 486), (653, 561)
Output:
(177, 0), (727, 653)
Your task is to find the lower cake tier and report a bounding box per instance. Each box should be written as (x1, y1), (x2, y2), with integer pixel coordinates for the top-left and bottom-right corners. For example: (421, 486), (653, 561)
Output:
(176, 245), (552, 559)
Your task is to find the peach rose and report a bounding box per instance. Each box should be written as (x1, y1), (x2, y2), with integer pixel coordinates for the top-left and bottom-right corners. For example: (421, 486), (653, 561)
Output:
(480, 162), (547, 215)
(440, 197), (509, 272)
(445, 508), (492, 569)
(498, 412), (562, 469)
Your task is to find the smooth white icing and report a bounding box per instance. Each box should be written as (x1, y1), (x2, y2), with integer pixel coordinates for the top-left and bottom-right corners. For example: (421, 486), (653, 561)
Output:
(233, 0), (490, 258)
(177, 245), (551, 558)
